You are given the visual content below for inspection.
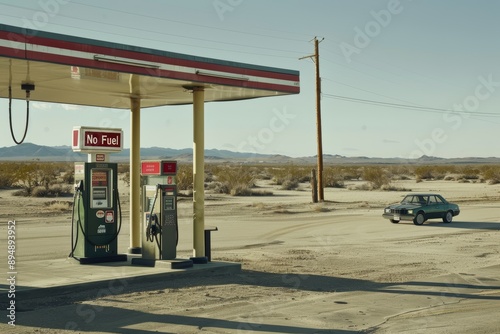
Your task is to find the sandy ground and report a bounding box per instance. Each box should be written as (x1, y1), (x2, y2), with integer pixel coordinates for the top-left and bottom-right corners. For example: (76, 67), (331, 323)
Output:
(1, 177), (500, 333)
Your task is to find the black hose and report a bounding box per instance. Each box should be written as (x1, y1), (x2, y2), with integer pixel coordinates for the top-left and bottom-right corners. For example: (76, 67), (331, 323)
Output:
(9, 86), (30, 145)
(68, 188), (81, 258)
(74, 188), (122, 248)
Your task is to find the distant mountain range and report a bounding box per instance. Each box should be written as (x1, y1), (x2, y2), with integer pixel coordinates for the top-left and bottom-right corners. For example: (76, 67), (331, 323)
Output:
(1, 143), (500, 165)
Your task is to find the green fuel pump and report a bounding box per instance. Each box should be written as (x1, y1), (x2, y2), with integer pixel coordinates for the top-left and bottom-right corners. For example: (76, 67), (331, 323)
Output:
(69, 126), (127, 264)
(70, 162), (127, 264)
(132, 160), (192, 268)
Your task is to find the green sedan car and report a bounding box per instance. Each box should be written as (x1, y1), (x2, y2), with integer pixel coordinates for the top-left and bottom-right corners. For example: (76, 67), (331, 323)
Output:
(382, 193), (460, 225)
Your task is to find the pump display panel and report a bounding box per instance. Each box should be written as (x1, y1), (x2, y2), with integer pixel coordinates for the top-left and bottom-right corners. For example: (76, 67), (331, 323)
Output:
(91, 169), (112, 208)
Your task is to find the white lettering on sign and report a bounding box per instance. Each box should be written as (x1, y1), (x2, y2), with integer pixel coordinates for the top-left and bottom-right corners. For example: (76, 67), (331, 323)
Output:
(86, 134), (98, 145)
(72, 127), (123, 153)
(84, 131), (121, 148)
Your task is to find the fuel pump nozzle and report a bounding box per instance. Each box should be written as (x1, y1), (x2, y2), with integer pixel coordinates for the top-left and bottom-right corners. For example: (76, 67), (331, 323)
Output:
(75, 180), (84, 192)
(145, 184), (163, 256)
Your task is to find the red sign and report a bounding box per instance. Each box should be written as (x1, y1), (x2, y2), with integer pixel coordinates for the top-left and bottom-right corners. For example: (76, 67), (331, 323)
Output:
(141, 160), (177, 176)
(72, 127), (123, 152)
(162, 161), (177, 175)
(96, 153), (106, 162)
(141, 161), (160, 175)
(84, 131), (120, 148)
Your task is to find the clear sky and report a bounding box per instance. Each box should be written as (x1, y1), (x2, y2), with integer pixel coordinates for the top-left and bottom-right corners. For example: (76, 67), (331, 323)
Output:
(1, 0), (500, 158)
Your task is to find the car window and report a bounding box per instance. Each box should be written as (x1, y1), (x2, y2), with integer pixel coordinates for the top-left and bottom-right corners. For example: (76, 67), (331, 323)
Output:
(401, 195), (412, 203)
(416, 196), (427, 205)
(435, 196), (445, 204)
(428, 195), (445, 204)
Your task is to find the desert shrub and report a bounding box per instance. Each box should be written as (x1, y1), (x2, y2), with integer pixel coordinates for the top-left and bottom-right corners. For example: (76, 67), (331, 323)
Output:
(457, 165), (480, 180)
(230, 184), (253, 196)
(12, 188), (29, 196)
(31, 186), (48, 197)
(210, 166), (254, 195)
(45, 200), (72, 211)
(250, 189), (273, 196)
(480, 165), (500, 184)
(62, 170), (74, 184)
(323, 167), (345, 188)
(270, 165), (309, 186)
(121, 172), (130, 186)
(387, 165), (413, 179)
(362, 166), (390, 189)
(117, 164), (129, 174)
(380, 184), (411, 191)
(281, 179), (299, 190)
(0, 162), (23, 188)
(176, 164), (193, 190)
(338, 166), (363, 180)
(31, 184), (71, 197)
(414, 165), (458, 180)
(414, 166), (434, 180)
(206, 181), (229, 194)
(48, 184), (72, 196)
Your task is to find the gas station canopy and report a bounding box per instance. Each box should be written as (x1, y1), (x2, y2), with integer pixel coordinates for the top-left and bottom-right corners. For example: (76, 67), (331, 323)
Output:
(0, 23), (300, 259)
(0, 23), (300, 108)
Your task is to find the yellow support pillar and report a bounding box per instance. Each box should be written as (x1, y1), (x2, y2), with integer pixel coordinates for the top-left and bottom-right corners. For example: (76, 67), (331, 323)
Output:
(192, 87), (205, 260)
(129, 75), (141, 254)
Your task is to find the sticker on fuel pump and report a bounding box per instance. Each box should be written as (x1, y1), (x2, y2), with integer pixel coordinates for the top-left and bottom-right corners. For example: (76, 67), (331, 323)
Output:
(96, 210), (105, 219)
(105, 210), (114, 223)
(97, 225), (106, 234)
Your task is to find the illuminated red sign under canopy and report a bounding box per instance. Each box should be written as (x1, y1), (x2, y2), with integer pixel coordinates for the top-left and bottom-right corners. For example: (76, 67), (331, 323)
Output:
(72, 126), (123, 152)
(141, 160), (177, 176)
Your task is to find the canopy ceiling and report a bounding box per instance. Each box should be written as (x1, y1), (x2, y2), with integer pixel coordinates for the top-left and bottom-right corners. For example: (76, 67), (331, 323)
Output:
(0, 24), (300, 109)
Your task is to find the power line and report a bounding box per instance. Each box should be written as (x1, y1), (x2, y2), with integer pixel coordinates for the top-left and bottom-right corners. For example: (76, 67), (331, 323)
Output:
(0, 3), (307, 59)
(323, 93), (500, 117)
(70, 1), (310, 43)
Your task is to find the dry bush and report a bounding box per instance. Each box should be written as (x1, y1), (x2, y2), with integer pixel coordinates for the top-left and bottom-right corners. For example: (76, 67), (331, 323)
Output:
(0, 163), (17, 188)
(380, 184), (411, 192)
(211, 165), (254, 195)
(457, 165), (480, 180)
(362, 166), (391, 189)
(323, 166), (345, 188)
(270, 165), (309, 186)
(414, 165), (458, 181)
(480, 165), (500, 184)
(117, 164), (129, 174)
(45, 200), (72, 211)
(280, 179), (299, 190)
(32, 184), (72, 197)
(230, 184), (253, 196)
(1, 162), (73, 196)
(250, 189), (273, 196)
(176, 164), (193, 190)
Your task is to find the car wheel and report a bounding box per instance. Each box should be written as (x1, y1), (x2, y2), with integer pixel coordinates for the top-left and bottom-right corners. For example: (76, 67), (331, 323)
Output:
(413, 212), (426, 225)
(443, 210), (453, 223)
(390, 219), (400, 224)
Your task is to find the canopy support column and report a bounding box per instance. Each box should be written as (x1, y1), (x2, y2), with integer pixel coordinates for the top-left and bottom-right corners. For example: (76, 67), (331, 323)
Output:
(129, 75), (141, 254)
(192, 87), (205, 260)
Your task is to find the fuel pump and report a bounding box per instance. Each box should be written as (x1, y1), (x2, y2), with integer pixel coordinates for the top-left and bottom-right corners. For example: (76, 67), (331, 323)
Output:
(132, 160), (192, 268)
(69, 126), (126, 264)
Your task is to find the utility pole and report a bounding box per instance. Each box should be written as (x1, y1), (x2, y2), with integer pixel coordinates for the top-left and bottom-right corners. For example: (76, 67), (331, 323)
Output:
(300, 37), (324, 202)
